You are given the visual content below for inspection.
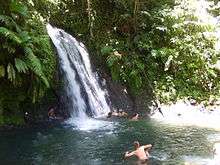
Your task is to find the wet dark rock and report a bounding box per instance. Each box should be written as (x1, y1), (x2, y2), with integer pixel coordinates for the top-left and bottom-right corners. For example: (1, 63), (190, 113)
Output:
(97, 68), (155, 116)
(99, 71), (134, 114)
(134, 89), (154, 115)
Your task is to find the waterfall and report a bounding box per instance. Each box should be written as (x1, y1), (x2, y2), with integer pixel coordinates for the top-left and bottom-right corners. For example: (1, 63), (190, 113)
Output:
(46, 24), (110, 124)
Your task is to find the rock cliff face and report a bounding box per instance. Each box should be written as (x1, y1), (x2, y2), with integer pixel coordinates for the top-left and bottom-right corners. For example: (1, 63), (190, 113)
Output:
(134, 89), (154, 114)
(98, 69), (154, 115)
(97, 71), (134, 114)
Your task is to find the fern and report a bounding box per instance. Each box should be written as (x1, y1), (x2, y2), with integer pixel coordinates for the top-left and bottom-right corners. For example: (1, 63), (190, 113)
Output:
(0, 15), (21, 32)
(14, 58), (28, 73)
(101, 46), (114, 55)
(9, 0), (27, 17)
(106, 55), (120, 67)
(32, 36), (51, 54)
(0, 65), (5, 77)
(0, 0), (56, 118)
(19, 31), (31, 44)
(2, 41), (16, 54)
(24, 47), (49, 87)
(0, 15), (12, 26)
(0, 27), (21, 44)
(7, 63), (16, 82)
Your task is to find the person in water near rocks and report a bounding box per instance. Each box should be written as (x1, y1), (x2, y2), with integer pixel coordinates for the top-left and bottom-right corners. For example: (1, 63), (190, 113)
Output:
(130, 113), (139, 121)
(107, 111), (119, 118)
(118, 109), (128, 117)
(48, 107), (56, 120)
(107, 112), (112, 118)
(107, 110), (128, 118)
(124, 141), (152, 164)
(48, 107), (64, 121)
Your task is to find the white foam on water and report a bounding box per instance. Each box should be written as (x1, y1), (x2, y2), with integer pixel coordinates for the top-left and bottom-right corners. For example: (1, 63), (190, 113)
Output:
(65, 117), (116, 131)
(207, 134), (220, 142)
(151, 101), (220, 130)
(183, 156), (213, 165)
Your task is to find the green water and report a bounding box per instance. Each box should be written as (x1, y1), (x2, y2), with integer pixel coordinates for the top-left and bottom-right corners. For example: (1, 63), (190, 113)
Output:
(0, 119), (217, 165)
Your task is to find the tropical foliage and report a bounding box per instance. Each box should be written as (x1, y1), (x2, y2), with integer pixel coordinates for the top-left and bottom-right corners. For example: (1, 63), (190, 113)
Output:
(98, 0), (220, 102)
(31, 0), (220, 104)
(0, 0), (56, 124)
(0, 0), (220, 125)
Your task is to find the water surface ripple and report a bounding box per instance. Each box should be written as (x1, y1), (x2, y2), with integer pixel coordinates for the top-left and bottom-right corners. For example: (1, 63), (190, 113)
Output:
(0, 119), (218, 165)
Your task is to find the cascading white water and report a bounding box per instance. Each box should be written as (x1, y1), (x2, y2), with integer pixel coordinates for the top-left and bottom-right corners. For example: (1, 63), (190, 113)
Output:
(46, 24), (110, 128)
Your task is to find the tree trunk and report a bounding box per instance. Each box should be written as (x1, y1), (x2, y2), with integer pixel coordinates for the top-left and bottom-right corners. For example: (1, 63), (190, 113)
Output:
(133, 0), (140, 33)
(87, 0), (94, 38)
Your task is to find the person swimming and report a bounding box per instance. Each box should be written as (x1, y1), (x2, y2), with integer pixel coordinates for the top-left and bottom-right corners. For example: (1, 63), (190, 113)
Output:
(130, 113), (139, 121)
(48, 107), (64, 121)
(124, 141), (152, 164)
(48, 107), (56, 120)
(107, 111), (119, 118)
(107, 110), (128, 118)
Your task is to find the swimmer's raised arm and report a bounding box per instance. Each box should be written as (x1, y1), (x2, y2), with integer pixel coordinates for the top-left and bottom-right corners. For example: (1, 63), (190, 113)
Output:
(124, 151), (135, 159)
(143, 144), (152, 150)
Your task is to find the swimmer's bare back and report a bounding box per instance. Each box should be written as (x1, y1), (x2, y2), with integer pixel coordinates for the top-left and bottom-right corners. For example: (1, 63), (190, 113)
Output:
(124, 144), (152, 160)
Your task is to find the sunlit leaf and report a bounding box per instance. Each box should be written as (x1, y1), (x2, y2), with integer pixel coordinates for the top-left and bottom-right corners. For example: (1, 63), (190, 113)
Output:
(0, 66), (5, 77)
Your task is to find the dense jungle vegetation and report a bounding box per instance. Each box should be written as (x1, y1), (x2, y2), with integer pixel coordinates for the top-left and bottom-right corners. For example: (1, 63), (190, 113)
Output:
(0, 0), (220, 125)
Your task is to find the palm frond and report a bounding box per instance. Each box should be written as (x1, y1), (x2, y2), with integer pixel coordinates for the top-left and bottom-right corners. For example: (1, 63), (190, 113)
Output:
(15, 58), (28, 73)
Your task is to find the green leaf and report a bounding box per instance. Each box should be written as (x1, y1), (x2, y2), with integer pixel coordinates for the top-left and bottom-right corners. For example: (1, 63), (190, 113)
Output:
(0, 15), (21, 32)
(101, 46), (113, 55)
(24, 47), (49, 87)
(0, 15), (12, 26)
(15, 58), (28, 73)
(7, 63), (16, 82)
(151, 49), (158, 57)
(164, 55), (173, 71)
(208, 68), (217, 78)
(136, 62), (145, 70)
(0, 27), (22, 44)
(2, 42), (16, 54)
(19, 31), (31, 44)
(106, 55), (119, 67)
(111, 66), (120, 81)
(129, 70), (137, 76)
(10, 0), (28, 16)
(0, 66), (5, 77)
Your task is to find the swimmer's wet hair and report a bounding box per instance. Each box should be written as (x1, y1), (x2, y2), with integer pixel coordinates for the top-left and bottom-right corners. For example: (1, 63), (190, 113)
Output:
(133, 141), (140, 148)
(132, 113), (138, 117)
